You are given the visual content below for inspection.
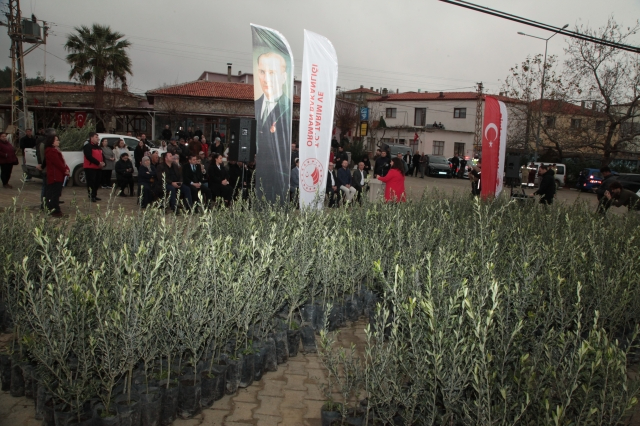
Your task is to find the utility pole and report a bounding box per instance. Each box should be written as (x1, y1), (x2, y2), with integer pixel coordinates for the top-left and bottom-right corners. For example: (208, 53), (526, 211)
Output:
(3, 0), (47, 141)
(473, 82), (483, 157)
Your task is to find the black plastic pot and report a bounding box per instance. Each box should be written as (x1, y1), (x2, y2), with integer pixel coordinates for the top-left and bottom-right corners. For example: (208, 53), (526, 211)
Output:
(0, 353), (10, 391)
(287, 329), (301, 358)
(200, 371), (216, 408)
(10, 357), (24, 397)
(300, 325), (317, 353)
(314, 305), (327, 332)
(321, 402), (343, 426)
(178, 375), (201, 419)
(42, 398), (56, 426)
(239, 352), (254, 388)
(274, 331), (289, 364)
(93, 403), (120, 426)
(253, 345), (266, 381)
(35, 382), (48, 420)
(139, 386), (161, 426)
(53, 404), (76, 426)
(158, 379), (179, 426)
(344, 296), (361, 322)
(328, 303), (345, 331)
(115, 394), (141, 426)
(263, 337), (278, 372)
(21, 363), (34, 399)
(224, 357), (241, 395)
(362, 288), (378, 319)
(210, 364), (227, 401)
(301, 303), (318, 326)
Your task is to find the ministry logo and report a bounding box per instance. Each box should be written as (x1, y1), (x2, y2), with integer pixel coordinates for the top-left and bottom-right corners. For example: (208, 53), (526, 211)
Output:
(300, 158), (324, 192)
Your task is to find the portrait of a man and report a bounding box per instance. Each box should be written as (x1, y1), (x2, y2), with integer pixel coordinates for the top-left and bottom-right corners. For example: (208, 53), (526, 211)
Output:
(251, 24), (293, 204)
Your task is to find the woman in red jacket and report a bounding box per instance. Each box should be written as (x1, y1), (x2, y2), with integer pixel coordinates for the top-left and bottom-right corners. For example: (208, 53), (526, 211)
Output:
(377, 157), (406, 202)
(44, 135), (70, 217)
(0, 132), (18, 189)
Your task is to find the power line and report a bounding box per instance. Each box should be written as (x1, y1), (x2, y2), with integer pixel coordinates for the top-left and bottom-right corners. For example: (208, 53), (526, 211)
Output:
(439, 0), (640, 53)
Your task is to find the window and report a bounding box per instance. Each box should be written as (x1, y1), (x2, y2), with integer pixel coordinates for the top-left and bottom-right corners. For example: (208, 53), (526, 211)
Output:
(432, 141), (445, 156)
(571, 118), (582, 129)
(595, 121), (606, 133)
(454, 108), (466, 118)
(386, 108), (397, 118)
(454, 142), (465, 157)
(414, 108), (426, 126)
(545, 116), (556, 128)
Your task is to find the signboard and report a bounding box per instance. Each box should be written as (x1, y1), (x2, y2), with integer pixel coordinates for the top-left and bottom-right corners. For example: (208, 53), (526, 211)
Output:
(360, 107), (369, 121)
(360, 122), (368, 136)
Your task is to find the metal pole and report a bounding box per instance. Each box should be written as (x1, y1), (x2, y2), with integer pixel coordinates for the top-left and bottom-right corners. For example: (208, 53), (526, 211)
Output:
(534, 39), (549, 162)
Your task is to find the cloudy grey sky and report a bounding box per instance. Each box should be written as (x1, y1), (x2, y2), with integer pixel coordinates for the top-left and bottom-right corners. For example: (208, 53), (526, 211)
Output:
(2, 0), (639, 97)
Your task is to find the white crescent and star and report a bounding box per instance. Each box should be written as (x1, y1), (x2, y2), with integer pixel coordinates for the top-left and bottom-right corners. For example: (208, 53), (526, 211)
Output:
(484, 123), (498, 147)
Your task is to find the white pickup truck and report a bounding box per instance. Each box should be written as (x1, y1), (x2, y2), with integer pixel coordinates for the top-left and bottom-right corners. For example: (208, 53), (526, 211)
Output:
(22, 133), (162, 186)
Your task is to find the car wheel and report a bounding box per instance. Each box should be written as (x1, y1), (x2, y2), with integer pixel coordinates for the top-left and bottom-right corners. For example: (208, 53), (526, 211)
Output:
(73, 167), (87, 187)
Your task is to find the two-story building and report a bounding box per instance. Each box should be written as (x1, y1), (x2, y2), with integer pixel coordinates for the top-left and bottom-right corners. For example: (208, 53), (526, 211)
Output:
(365, 91), (518, 159)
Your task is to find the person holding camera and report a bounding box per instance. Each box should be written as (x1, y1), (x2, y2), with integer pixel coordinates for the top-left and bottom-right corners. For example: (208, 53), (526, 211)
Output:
(531, 164), (556, 205)
(157, 151), (192, 212)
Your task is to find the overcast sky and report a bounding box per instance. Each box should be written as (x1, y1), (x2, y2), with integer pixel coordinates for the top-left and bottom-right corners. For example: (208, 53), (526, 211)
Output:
(2, 0), (639, 97)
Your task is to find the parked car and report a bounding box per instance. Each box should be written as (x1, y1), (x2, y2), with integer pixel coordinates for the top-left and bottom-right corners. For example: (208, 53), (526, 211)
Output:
(23, 133), (164, 187)
(615, 173), (640, 193)
(576, 168), (605, 192)
(427, 156), (452, 178)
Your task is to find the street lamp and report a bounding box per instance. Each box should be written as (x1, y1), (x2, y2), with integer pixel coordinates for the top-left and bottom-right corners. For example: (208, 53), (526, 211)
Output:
(518, 24), (569, 161)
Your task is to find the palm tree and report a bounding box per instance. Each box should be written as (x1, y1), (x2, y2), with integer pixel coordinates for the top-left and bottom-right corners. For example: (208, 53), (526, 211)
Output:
(65, 24), (132, 130)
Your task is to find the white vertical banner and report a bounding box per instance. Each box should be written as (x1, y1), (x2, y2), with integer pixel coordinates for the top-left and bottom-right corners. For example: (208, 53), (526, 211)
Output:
(495, 100), (508, 197)
(298, 30), (338, 209)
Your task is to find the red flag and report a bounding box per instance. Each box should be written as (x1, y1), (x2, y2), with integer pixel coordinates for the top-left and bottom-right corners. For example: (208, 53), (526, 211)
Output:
(413, 132), (419, 142)
(75, 111), (87, 128)
(481, 96), (501, 199)
(57, 100), (62, 107)
(60, 112), (71, 126)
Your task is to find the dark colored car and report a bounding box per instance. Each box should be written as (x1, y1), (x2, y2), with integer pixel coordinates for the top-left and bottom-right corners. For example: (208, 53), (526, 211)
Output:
(615, 173), (640, 193)
(427, 156), (452, 178)
(577, 168), (604, 192)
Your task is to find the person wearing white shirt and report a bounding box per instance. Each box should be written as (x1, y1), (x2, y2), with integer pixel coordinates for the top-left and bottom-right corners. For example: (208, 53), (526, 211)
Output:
(352, 161), (368, 203)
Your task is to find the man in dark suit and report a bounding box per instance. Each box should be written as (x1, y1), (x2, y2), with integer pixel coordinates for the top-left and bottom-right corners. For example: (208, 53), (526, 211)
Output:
(254, 50), (292, 204)
(403, 151), (413, 176)
(326, 162), (340, 208)
(352, 161), (368, 203)
(208, 153), (233, 205)
(183, 154), (211, 205)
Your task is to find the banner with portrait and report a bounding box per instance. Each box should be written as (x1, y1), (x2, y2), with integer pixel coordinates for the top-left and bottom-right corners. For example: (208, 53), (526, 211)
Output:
(298, 30), (338, 209)
(250, 24), (294, 204)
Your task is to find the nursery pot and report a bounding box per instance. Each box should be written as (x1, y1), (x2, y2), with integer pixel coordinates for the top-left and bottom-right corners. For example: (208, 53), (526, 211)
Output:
(0, 353), (10, 391)
(210, 364), (227, 402)
(253, 345), (266, 381)
(300, 324), (317, 353)
(158, 379), (179, 426)
(115, 394), (141, 426)
(42, 397), (56, 426)
(35, 382), (49, 420)
(224, 356), (241, 395)
(301, 303), (318, 327)
(20, 363), (34, 399)
(274, 331), (289, 364)
(263, 337), (278, 372)
(93, 403), (119, 426)
(10, 356), (24, 397)
(139, 386), (161, 426)
(200, 371), (217, 408)
(321, 402), (344, 426)
(178, 374), (201, 419)
(344, 295), (361, 323)
(239, 351), (255, 388)
(287, 329), (301, 358)
(328, 303), (345, 331)
(313, 305), (326, 333)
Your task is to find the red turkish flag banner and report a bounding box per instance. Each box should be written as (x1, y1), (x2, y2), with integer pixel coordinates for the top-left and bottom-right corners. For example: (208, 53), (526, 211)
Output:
(75, 111), (87, 128)
(414, 132), (419, 142)
(481, 96), (501, 199)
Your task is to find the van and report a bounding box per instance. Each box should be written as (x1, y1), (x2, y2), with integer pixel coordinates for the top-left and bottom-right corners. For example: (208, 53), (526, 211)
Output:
(532, 162), (566, 188)
(384, 144), (413, 158)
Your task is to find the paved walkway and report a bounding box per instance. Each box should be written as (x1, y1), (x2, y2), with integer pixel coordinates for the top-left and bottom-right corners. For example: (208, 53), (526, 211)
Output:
(0, 321), (369, 426)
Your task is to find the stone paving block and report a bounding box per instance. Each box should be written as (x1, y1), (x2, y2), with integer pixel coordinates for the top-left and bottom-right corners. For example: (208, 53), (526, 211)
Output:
(173, 416), (204, 426)
(225, 402), (257, 423)
(212, 394), (234, 411)
(285, 359), (308, 376)
(280, 407), (306, 425)
(233, 387), (259, 403)
(284, 374), (308, 391)
(280, 390), (306, 410)
(305, 359), (322, 370)
(262, 366), (286, 380)
(258, 379), (286, 397)
(255, 395), (283, 417)
(304, 382), (326, 401)
(305, 368), (326, 382)
(199, 408), (230, 426)
(305, 419), (323, 426)
(254, 413), (282, 426)
(303, 399), (326, 419)
(224, 422), (255, 426)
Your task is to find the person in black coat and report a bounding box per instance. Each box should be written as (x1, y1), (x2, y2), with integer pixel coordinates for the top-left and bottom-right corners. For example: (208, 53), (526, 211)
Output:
(115, 153), (135, 196)
(183, 154), (212, 205)
(208, 153), (233, 205)
(137, 156), (156, 208)
(326, 163), (340, 208)
(133, 140), (148, 170)
(374, 151), (391, 177)
(161, 125), (172, 141)
(532, 165), (556, 204)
